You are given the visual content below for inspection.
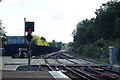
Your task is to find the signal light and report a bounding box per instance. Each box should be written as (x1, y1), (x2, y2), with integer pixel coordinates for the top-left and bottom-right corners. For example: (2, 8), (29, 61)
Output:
(25, 22), (34, 32)
(28, 28), (32, 31)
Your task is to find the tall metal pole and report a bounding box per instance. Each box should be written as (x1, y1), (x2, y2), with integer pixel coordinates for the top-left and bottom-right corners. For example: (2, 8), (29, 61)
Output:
(24, 18), (31, 70)
(27, 36), (32, 70)
(25, 21), (34, 70)
(24, 18), (26, 44)
(28, 41), (31, 66)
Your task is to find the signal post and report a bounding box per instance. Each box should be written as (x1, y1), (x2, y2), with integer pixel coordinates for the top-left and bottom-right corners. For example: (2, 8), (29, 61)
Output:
(25, 21), (34, 69)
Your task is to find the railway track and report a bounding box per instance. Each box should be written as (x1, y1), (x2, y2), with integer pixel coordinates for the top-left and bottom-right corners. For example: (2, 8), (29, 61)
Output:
(55, 55), (97, 80)
(61, 53), (120, 80)
(44, 51), (120, 80)
(44, 55), (54, 71)
(44, 52), (98, 79)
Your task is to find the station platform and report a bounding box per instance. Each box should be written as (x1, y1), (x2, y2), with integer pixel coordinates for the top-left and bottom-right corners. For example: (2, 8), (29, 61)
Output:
(1, 70), (71, 80)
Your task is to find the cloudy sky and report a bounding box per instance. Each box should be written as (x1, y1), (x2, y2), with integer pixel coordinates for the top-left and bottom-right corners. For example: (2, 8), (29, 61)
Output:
(0, 0), (110, 43)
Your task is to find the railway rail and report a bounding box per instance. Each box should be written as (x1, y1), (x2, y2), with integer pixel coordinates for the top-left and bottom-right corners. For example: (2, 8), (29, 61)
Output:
(55, 55), (97, 80)
(44, 55), (54, 71)
(43, 51), (120, 80)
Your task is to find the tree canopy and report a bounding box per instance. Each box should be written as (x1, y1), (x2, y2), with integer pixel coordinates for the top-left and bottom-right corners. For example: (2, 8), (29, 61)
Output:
(0, 20), (6, 46)
(73, 0), (120, 47)
(31, 35), (49, 46)
(49, 40), (63, 49)
(0, 20), (6, 38)
(72, 0), (120, 62)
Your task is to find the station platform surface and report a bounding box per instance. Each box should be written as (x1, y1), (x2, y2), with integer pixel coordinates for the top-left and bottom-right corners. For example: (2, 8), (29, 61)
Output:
(1, 70), (71, 80)
(1, 70), (54, 80)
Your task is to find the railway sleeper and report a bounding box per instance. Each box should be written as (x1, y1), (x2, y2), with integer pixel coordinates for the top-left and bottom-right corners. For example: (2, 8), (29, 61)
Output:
(84, 67), (118, 80)
(101, 67), (120, 75)
(73, 68), (98, 80)
(64, 67), (89, 80)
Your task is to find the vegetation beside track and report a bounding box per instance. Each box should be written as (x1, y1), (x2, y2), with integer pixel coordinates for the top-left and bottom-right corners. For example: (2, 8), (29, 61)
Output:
(72, 1), (120, 64)
(69, 52), (120, 65)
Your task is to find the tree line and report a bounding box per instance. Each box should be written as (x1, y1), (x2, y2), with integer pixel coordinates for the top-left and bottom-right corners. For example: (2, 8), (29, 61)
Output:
(0, 20), (6, 46)
(31, 35), (67, 49)
(31, 35), (49, 46)
(72, 0), (120, 63)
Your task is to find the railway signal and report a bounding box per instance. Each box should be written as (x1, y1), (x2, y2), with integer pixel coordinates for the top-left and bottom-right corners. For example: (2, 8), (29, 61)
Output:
(24, 21), (34, 69)
(25, 21), (34, 42)
(25, 22), (34, 33)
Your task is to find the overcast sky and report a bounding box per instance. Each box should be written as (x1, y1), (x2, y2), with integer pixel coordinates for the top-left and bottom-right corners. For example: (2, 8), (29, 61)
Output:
(0, 0), (110, 43)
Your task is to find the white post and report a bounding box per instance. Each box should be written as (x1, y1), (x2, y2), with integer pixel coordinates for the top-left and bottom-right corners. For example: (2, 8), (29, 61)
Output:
(109, 46), (117, 70)
(109, 46), (116, 64)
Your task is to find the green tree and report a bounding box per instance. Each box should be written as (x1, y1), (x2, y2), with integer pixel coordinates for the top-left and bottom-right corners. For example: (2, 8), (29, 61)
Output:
(72, 0), (120, 62)
(41, 37), (46, 41)
(49, 40), (56, 47)
(31, 35), (41, 45)
(0, 20), (6, 47)
(56, 42), (62, 49)
(0, 20), (6, 37)
(94, 1), (120, 40)
(49, 40), (63, 49)
(31, 35), (49, 46)
(40, 37), (49, 46)
(73, 18), (95, 47)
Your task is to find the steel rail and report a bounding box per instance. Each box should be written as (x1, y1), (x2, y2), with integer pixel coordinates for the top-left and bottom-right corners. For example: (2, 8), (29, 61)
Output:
(62, 53), (120, 75)
(44, 56), (54, 71)
(58, 53), (119, 80)
(55, 55), (95, 80)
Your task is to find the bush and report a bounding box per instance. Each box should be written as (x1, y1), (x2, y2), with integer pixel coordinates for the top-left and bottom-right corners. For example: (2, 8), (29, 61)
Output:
(116, 40), (120, 62)
(95, 39), (106, 47)
(73, 39), (120, 64)
(77, 44), (99, 58)
(82, 44), (95, 57)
